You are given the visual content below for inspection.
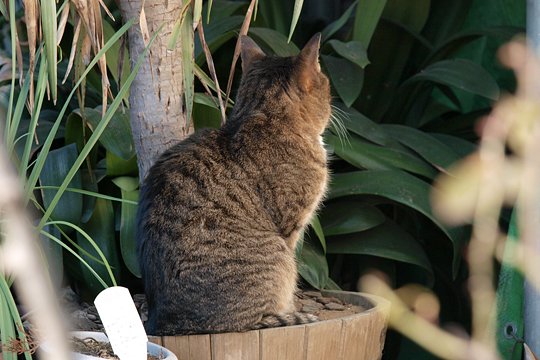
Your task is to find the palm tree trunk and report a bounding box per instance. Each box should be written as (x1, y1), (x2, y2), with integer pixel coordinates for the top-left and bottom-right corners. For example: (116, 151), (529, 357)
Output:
(118, 0), (192, 180)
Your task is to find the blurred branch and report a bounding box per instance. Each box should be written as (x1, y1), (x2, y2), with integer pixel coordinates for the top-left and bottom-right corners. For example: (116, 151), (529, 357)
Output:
(0, 142), (69, 360)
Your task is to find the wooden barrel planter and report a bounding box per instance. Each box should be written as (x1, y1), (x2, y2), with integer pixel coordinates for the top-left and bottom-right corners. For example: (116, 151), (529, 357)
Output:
(148, 290), (390, 360)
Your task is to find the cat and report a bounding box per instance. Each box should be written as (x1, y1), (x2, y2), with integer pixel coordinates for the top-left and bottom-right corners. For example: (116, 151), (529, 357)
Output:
(136, 33), (332, 335)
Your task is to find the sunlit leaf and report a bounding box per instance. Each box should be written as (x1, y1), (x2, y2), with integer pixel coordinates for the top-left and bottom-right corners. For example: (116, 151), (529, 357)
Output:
(287, 0), (304, 43)
(327, 40), (370, 68)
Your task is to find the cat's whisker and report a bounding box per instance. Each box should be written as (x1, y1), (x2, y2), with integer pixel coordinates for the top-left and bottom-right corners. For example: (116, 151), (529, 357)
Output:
(330, 105), (350, 147)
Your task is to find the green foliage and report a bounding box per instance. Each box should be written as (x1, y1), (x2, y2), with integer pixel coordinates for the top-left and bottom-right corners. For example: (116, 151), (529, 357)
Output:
(0, 0), (526, 358)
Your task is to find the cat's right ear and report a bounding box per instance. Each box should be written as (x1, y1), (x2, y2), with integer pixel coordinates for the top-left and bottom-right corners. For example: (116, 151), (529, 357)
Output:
(240, 36), (265, 73)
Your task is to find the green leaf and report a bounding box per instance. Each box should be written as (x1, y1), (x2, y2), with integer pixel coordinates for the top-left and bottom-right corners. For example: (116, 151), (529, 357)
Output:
(249, 28), (300, 56)
(39, 144), (83, 224)
(193, 0), (203, 29)
(381, 124), (461, 168)
(328, 169), (465, 275)
(112, 176), (140, 192)
(182, 6), (195, 128)
(321, 0), (358, 42)
(80, 107), (135, 160)
(310, 215), (326, 253)
(383, 0), (431, 34)
(287, 0), (304, 42)
(194, 95), (222, 130)
(195, 16), (244, 62)
(353, 0), (387, 47)
(77, 199), (120, 297)
(112, 178), (141, 278)
(40, 225), (64, 288)
(326, 220), (434, 283)
(106, 152), (138, 177)
(26, 19), (135, 208)
(330, 103), (398, 147)
(321, 55), (363, 107)
(320, 201), (385, 236)
(327, 134), (437, 178)
(431, 133), (477, 158)
(41, 0), (57, 102)
(297, 240), (329, 290)
(327, 40), (370, 68)
(404, 59), (500, 101)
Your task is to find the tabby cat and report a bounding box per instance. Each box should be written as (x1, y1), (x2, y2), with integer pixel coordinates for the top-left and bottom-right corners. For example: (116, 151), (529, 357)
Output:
(137, 33), (332, 335)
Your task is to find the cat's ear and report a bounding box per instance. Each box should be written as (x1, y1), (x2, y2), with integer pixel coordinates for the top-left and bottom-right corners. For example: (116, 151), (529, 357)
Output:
(296, 33), (322, 91)
(240, 35), (265, 72)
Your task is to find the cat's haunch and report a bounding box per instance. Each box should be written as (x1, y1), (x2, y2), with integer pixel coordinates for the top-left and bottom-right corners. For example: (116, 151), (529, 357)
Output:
(137, 33), (331, 335)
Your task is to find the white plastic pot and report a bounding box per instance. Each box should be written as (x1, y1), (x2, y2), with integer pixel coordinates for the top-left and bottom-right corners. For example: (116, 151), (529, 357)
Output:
(41, 331), (178, 360)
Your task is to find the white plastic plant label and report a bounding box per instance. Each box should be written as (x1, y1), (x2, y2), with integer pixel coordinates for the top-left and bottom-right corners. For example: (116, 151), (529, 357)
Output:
(94, 286), (147, 360)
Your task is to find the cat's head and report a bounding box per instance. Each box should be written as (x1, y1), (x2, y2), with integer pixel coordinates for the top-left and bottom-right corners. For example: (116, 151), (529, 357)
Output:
(238, 34), (331, 136)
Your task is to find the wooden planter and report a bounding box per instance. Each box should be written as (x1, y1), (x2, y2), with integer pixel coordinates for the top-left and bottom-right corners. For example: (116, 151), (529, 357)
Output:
(148, 291), (390, 360)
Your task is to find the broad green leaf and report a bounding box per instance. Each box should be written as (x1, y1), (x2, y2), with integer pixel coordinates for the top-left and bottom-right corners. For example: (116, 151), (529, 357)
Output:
(326, 220), (434, 282)
(80, 168), (98, 223)
(112, 176), (140, 192)
(328, 169), (465, 275)
(256, 0), (291, 36)
(195, 16), (244, 62)
(40, 225), (64, 289)
(249, 28), (300, 56)
(310, 215), (326, 253)
(287, 0), (304, 43)
(425, 26), (523, 65)
(383, 0), (431, 34)
(194, 95), (222, 130)
(330, 103), (398, 147)
(106, 152), (138, 177)
(297, 240), (329, 290)
(204, 0), (245, 23)
(381, 124), (461, 168)
(404, 59), (500, 101)
(321, 0), (358, 42)
(327, 134), (437, 179)
(353, 0), (387, 47)
(182, 6), (195, 128)
(321, 55), (363, 107)
(431, 133), (477, 158)
(39, 144), (83, 224)
(78, 107), (135, 160)
(320, 201), (385, 236)
(112, 178), (141, 278)
(77, 198), (120, 297)
(327, 40), (370, 68)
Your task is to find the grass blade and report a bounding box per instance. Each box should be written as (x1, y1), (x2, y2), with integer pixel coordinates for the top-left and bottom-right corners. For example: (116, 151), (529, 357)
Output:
(287, 0), (304, 43)
(24, 19), (135, 205)
(36, 22), (161, 230)
(41, 0), (58, 103)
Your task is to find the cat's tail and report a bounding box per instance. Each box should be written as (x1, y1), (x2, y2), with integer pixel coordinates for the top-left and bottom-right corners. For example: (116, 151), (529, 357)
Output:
(251, 312), (318, 330)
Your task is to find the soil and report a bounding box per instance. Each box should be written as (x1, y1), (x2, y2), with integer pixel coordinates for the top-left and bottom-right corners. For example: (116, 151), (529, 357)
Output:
(62, 288), (367, 332)
(71, 336), (162, 359)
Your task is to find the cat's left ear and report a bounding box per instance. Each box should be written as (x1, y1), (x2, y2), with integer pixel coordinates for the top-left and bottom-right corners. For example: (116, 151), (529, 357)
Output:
(240, 35), (265, 73)
(296, 33), (322, 91)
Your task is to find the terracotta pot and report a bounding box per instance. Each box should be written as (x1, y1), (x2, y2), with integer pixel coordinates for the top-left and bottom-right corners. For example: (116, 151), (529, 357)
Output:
(42, 331), (178, 359)
(149, 290), (390, 360)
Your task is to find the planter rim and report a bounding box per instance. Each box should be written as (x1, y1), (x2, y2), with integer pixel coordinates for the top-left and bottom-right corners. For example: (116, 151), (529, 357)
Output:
(41, 330), (178, 360)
